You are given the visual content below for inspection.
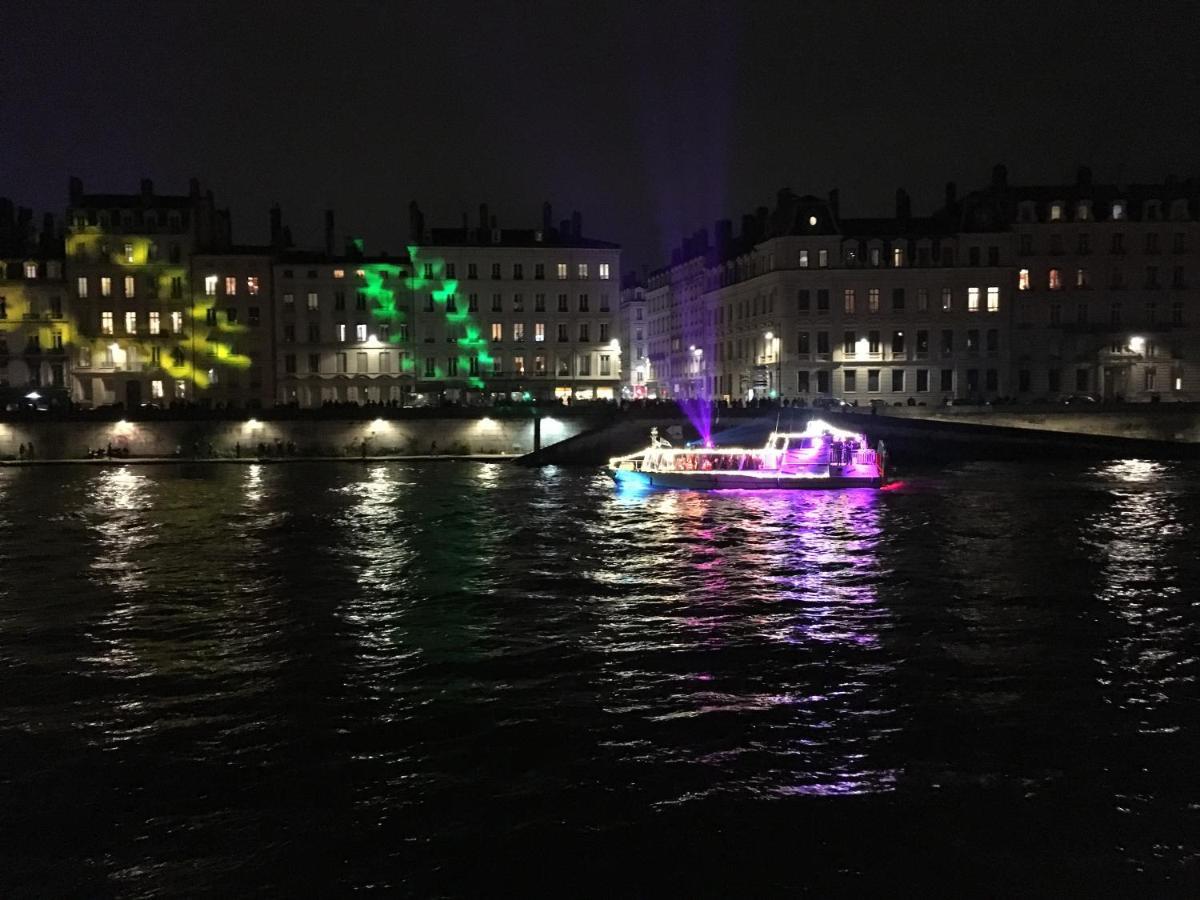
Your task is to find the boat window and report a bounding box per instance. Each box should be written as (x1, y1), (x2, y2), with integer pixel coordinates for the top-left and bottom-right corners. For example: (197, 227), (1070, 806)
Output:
(799, 437), (817, 449)
(774, 437), (788, 450)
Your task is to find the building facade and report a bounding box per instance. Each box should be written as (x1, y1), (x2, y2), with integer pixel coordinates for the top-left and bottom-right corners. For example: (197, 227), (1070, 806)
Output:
(0, 201), (68, 405)
(643, 168), (1200, 404)
(619, 278), (647, 397)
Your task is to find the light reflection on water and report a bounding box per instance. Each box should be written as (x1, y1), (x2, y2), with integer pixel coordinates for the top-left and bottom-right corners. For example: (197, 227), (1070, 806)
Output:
(0, 459), (1197, 893)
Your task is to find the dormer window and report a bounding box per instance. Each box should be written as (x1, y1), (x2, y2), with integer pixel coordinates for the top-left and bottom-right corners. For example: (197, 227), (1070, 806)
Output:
(892, 247), (905, 268)
(1145, 200), (1161, 221)
(1049, 203), (1064, 221)
(1018, 202), (1036, 223)
(1076, 202), (1090, 221)
(1170, 199), (1189, 221)
(1111, 201), (1125, 220)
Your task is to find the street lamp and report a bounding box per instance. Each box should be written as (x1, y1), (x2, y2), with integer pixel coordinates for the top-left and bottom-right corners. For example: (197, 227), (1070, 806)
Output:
(764, 330), (781, 399)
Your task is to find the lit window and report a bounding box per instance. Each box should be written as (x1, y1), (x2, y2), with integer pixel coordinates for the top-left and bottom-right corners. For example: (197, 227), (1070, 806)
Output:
(1049, 269), (1062, 290)
(124, 243), (135, 263)
(968, 287), (980, 311)
(868, 288), (879, 312)
(987, 287), (1000, 312)
(1018, 269), (1030, 290)
(355, 324), (367, 342)
(577, 263), (589, 279)
(175, 380), (187, 399)
(101, 311), (114, 335)
(333, 269), (345, 279)
(355, 269), (365, 278)
(76, 276), (88, 298)
(100, 277), (112, 297)
(599, 263), (611, 280)
(491, 323), (502, 341)
(204, 275), (217, 296)
(120, 275), (134, 298)
(23, 262), (37, 278)
(247, 276), (260, 295)
(557, 263), (568, 280)
(151, 380), (164, 399)
(843, 289), (856, 313)
(1112, 202), (1125, 220)
(535, 322), (545, 342)
(1049, 203), (1063, 221)
(1077, 203), (1090, 221)
(225, 276), (237, 296)
(1076, 268), (1088, 288)
(818, 249), (829, 267)
(149, 312), (160, 334)
(798, 250), (809, 268)
(170, 311), (183, 333)
(892, 247), (905, 267)
(337, 323), (347, 342)
(513, 322), (525, 341)
(513, 355), (525, 375)
(307, 292), (318, 310)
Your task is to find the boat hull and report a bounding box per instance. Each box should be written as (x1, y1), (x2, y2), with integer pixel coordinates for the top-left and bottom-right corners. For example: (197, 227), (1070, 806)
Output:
(610, 467), (882, 490)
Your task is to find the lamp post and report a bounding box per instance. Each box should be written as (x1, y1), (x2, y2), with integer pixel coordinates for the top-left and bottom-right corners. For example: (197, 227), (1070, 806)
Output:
(764, 330), (781, 400)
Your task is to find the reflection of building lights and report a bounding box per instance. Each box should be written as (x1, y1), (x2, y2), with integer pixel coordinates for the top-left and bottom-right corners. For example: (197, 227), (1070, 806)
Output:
(371, 418), (389, 430)
(542, 417), (565, 437)
(25, 391), (40, 400)
(243, 418), (262, 433)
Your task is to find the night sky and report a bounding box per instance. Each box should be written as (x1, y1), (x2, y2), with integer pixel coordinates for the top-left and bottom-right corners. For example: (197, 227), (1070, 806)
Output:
(3, 1), (1197, 270)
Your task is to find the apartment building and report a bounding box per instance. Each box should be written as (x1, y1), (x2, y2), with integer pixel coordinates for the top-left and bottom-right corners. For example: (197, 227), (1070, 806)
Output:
(65, 178), (231, 407)
(0, 201), (68, 405)
(410, 203), (622, 402)
(619, 278), (647, 397)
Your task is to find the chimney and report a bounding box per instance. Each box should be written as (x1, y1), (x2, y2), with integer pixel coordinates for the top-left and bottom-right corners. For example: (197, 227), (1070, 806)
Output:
(944, 181), (958, 209)
(140, 178), (153, 198)
(991, 163), (1008, 189)
(281, 225), (293, 248)
(1076, 165), (1093, 187)
(269, 204), (282, 248)
(478, 203), (489, 232)
(542, 201), (552, 234)
(324, 209), (335, 256)
(189, 177), (200, 198)
(896, 188), (912, 220)
(571, 210), (582, 239)
(408, 201), (424, 242)
(828, 188), (840, 220)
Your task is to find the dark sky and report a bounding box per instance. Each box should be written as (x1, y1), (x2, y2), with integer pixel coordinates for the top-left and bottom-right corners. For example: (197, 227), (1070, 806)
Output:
(3, 1), (1198, 270)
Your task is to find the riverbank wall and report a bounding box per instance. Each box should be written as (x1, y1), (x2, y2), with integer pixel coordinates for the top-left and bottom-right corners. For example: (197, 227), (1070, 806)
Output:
(0, 412), (592, 460)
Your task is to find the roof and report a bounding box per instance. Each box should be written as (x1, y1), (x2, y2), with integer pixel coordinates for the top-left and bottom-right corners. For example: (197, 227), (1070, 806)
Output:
(424, 227), (619, 250)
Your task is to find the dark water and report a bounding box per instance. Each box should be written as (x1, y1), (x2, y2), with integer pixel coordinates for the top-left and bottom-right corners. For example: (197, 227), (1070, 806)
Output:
(1, 460), (1198, 895)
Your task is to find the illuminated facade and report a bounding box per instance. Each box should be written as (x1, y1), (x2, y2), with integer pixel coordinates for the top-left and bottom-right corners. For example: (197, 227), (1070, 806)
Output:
(0, 201), (69, 404)
(65, 178), (233, 407)
(274, 252), (416, 406)
(409, 204), (622, 402)
(191, 251), (275, 407)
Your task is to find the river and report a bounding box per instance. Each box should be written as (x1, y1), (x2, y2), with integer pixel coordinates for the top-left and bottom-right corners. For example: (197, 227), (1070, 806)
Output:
(1, 460), (1197, 894)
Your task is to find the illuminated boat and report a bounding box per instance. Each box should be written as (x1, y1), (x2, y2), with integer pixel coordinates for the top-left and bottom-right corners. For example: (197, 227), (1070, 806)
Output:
(608, 419), (886, 490)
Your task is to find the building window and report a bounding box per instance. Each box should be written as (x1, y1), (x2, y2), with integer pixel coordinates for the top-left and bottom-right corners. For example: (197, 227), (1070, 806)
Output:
(336, 323), (347, 342)
(1078, 233), (1090, 255)
(798, 250), (809, 268)
(1049, 203), (1063, 221)
(355, 324), (367, 342)
(579, 294), (589, 312)
(1111, 202), (1125, 220)
(170, 311), (183, 333)
(557, 263), (568, 280)
(941, 288), (952, 311)
(100, 276), (112, 297)
(534, 293), (546, 312)
(1018, 269), (1030, 290)
(843, 289), (856, 314)
(513, 263), (524, 280)
(535, 322), (546, 342)
(892, 288), (905, 310)
(892, 330), (906, 354)
(577, 354), (591, 376)
(76, 276), (88, 298)
(557, 323), (569, 342)
(867, 369), (880, 391)
(304, 292), (318, 311)
(868, 330), (880, 354)
(513, 322), (525, 342)
(335, 352), (347, 373)
(577, 263), (588, 279)
(149, 311), (160, 334)
(101, 311), (114, 335)
(203, 274), (216, 296)
(892, 247), (905, 267)
(987, 287), (999, 312)
(843, 331), (857, 356)
(817, 289), (829, 311)
(844, 369), (857, 392)
(868, 288), (880, 312)
(579, 323), (590, 342)
(817, 249), (828, 268)
(967, 287), (980, 311)
(599, 263), (610, 280)
(491, 323), (502, 341)
(513, 355), (526, 375)
(599, 354), (611, 376)
(1048, 269), (1062, 290)
(491, 293), (502, 312)
(308, 354), (321, 373)
(797, 289), (810, 312)
(124, 275), (135, 298)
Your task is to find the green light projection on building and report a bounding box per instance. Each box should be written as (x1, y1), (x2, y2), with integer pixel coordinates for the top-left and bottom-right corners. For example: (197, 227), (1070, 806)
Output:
(399, 244), (489, 390)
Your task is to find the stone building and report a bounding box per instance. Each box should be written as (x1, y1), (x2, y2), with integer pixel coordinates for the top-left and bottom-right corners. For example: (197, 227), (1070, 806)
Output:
(618, 277), (647, 397)
(0, 200), (68, 406)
